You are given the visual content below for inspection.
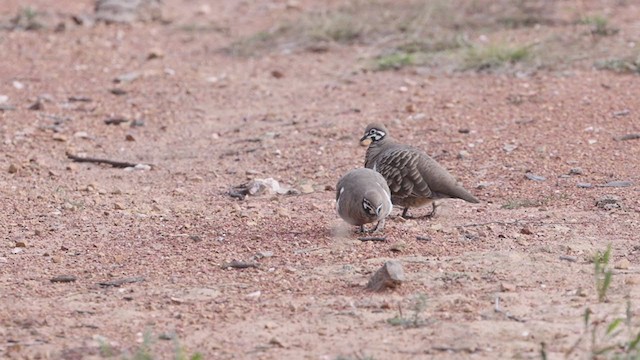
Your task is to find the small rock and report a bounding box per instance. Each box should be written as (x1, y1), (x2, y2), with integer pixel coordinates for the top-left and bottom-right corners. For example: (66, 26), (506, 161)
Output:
(596, 195), (621, 210)
(503, 144), (518, 153)
(525, 173), (546, 182)
(14, 240), (27, 248)
(569, 167), (583, 175)
(613, 109), (630, 117)
(8, 164), (19, 174)
(271, 70), (284, 79)
(299, 182), (314, 194)
(500, 282), (516, 292)
(114, 71), (142, 83)
(476, 182), (492, 189)
(110, 88), (127, 95)
(13, 81), (24, 90)
(458, 128), (471, 134)
(390, 243), (406, 252)
(11, 248), (23, 254)
(147, 49), (164, 60)
(50, 275), (77, 283)
(366, 261), (405, 292)
(130, 119), (145, 127)
(269, 337), (285, 348)
(125, 134), (135, 141)
(246, 290), (261, 299)
(0, 95), (8, 103)
(52, 133), (68, 142)
(28, 99), (44, 111)
(134, 164), (151, 171)
(114, 203), (125, 210)
(615, 258), (631, 270)
(256, 251), (274, 259)
(577, 183), (593, 188)
(73, 131), (90, 139)
(520, 226), (533, 235)
(457, 150), (470, 159)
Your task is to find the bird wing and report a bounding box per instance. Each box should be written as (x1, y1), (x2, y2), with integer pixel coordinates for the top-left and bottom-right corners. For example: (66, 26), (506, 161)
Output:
(375, 147), (432, 199)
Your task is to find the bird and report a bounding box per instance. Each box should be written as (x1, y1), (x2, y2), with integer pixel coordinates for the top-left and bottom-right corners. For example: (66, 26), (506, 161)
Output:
(360, 122), (479, 219)
(336, 168), (393, 233)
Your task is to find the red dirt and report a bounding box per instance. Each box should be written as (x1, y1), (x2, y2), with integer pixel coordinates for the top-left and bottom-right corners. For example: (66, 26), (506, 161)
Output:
(1, 1), (639, 359)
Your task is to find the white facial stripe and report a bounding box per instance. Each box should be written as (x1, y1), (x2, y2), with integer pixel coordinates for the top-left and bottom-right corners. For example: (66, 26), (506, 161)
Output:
(336, 187), (344, 212)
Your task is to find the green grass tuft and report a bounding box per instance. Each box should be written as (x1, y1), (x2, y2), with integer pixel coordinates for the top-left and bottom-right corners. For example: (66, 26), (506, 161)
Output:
(463, 43), (532, 71)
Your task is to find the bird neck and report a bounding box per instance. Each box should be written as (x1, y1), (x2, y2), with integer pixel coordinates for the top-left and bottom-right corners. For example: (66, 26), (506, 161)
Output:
(365, 137), (393, 167)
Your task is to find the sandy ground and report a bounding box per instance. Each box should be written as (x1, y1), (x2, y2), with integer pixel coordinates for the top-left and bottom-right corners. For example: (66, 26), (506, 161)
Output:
(1, 1), (640, 359)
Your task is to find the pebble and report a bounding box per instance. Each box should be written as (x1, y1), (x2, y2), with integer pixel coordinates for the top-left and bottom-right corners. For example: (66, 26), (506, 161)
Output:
(569, 167), (584, 175)
(577, 183), (593, 188)
(366, 261), (405, 292)
(596, 195), (621, 210)
(8, 164), (18, 174)
(503, 144), (518, 153)
(14, 240), (26, 248)
(615, 258), (631, 270)
(256, 251), (274, 259)
(114, 71), (141, 83)
(500, 282), (516, 292)
(525, 173), (546, 182)
(52, 133), (68, 142)
(114, 203), (126, 210)
(520, 226), (533, 235)
(299, 182), (314, 194)
(246, 290), (261, 299)
(11, 248), (23, 254)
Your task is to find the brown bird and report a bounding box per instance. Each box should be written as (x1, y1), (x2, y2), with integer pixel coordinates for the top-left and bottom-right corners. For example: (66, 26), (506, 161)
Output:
(360, 122), (479, 218)
(336, 168), (393, 233)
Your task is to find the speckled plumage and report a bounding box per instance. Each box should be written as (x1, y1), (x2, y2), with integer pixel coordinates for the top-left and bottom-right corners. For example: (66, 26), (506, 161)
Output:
(336, 168), (393, 232)
(361, 123), (479, 218)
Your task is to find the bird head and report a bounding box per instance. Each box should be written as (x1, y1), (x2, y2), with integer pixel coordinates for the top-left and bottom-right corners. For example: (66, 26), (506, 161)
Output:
(360, 123), (388, 145)
(362, 190), (388, 219)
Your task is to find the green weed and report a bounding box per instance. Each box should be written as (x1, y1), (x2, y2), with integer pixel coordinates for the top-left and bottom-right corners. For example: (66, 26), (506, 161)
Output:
(387, 294), (428, 328)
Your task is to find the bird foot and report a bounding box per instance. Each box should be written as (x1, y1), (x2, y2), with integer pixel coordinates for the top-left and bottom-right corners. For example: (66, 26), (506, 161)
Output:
(401, 204), (438, 220)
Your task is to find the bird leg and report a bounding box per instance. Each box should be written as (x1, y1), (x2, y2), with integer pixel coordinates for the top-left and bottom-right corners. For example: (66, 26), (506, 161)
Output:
(401, 202), (438, 219)
(372, 219), (385, 233)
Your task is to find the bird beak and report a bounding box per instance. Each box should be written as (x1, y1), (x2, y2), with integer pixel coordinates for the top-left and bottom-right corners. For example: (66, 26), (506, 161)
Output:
(359, 135), (371, 146)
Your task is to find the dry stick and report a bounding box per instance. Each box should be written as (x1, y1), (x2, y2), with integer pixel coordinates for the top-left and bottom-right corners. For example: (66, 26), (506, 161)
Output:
(358, 236), (387, 242)
(67, 153), (146, 168)
(457, 220), (590, 228)
(559, 255), (578, 262)
(98, 276), (145, 287)
(494, 295), (525, 323)
(221, 260), (258, 269)
(615, 133), (640, 141)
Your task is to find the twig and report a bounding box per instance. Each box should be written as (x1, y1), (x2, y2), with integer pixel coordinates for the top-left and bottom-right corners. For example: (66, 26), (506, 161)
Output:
(221, 260), (258, 269)
(358, 236), (387, 242)
(67, 153), (147, 169)
(50, 275), (77, 283)
(494, 295), (526, 323)
(98, 276), (145, 287)
(559, 255), (578, 262)
(457, 220), (590, 228)
(416, 235), (432, 241)
(615, 133), (640, 141)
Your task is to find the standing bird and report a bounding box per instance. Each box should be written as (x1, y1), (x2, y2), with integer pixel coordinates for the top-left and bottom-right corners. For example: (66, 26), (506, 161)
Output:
(336, 168), (393, 233)
(360, 123), (479, 219)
